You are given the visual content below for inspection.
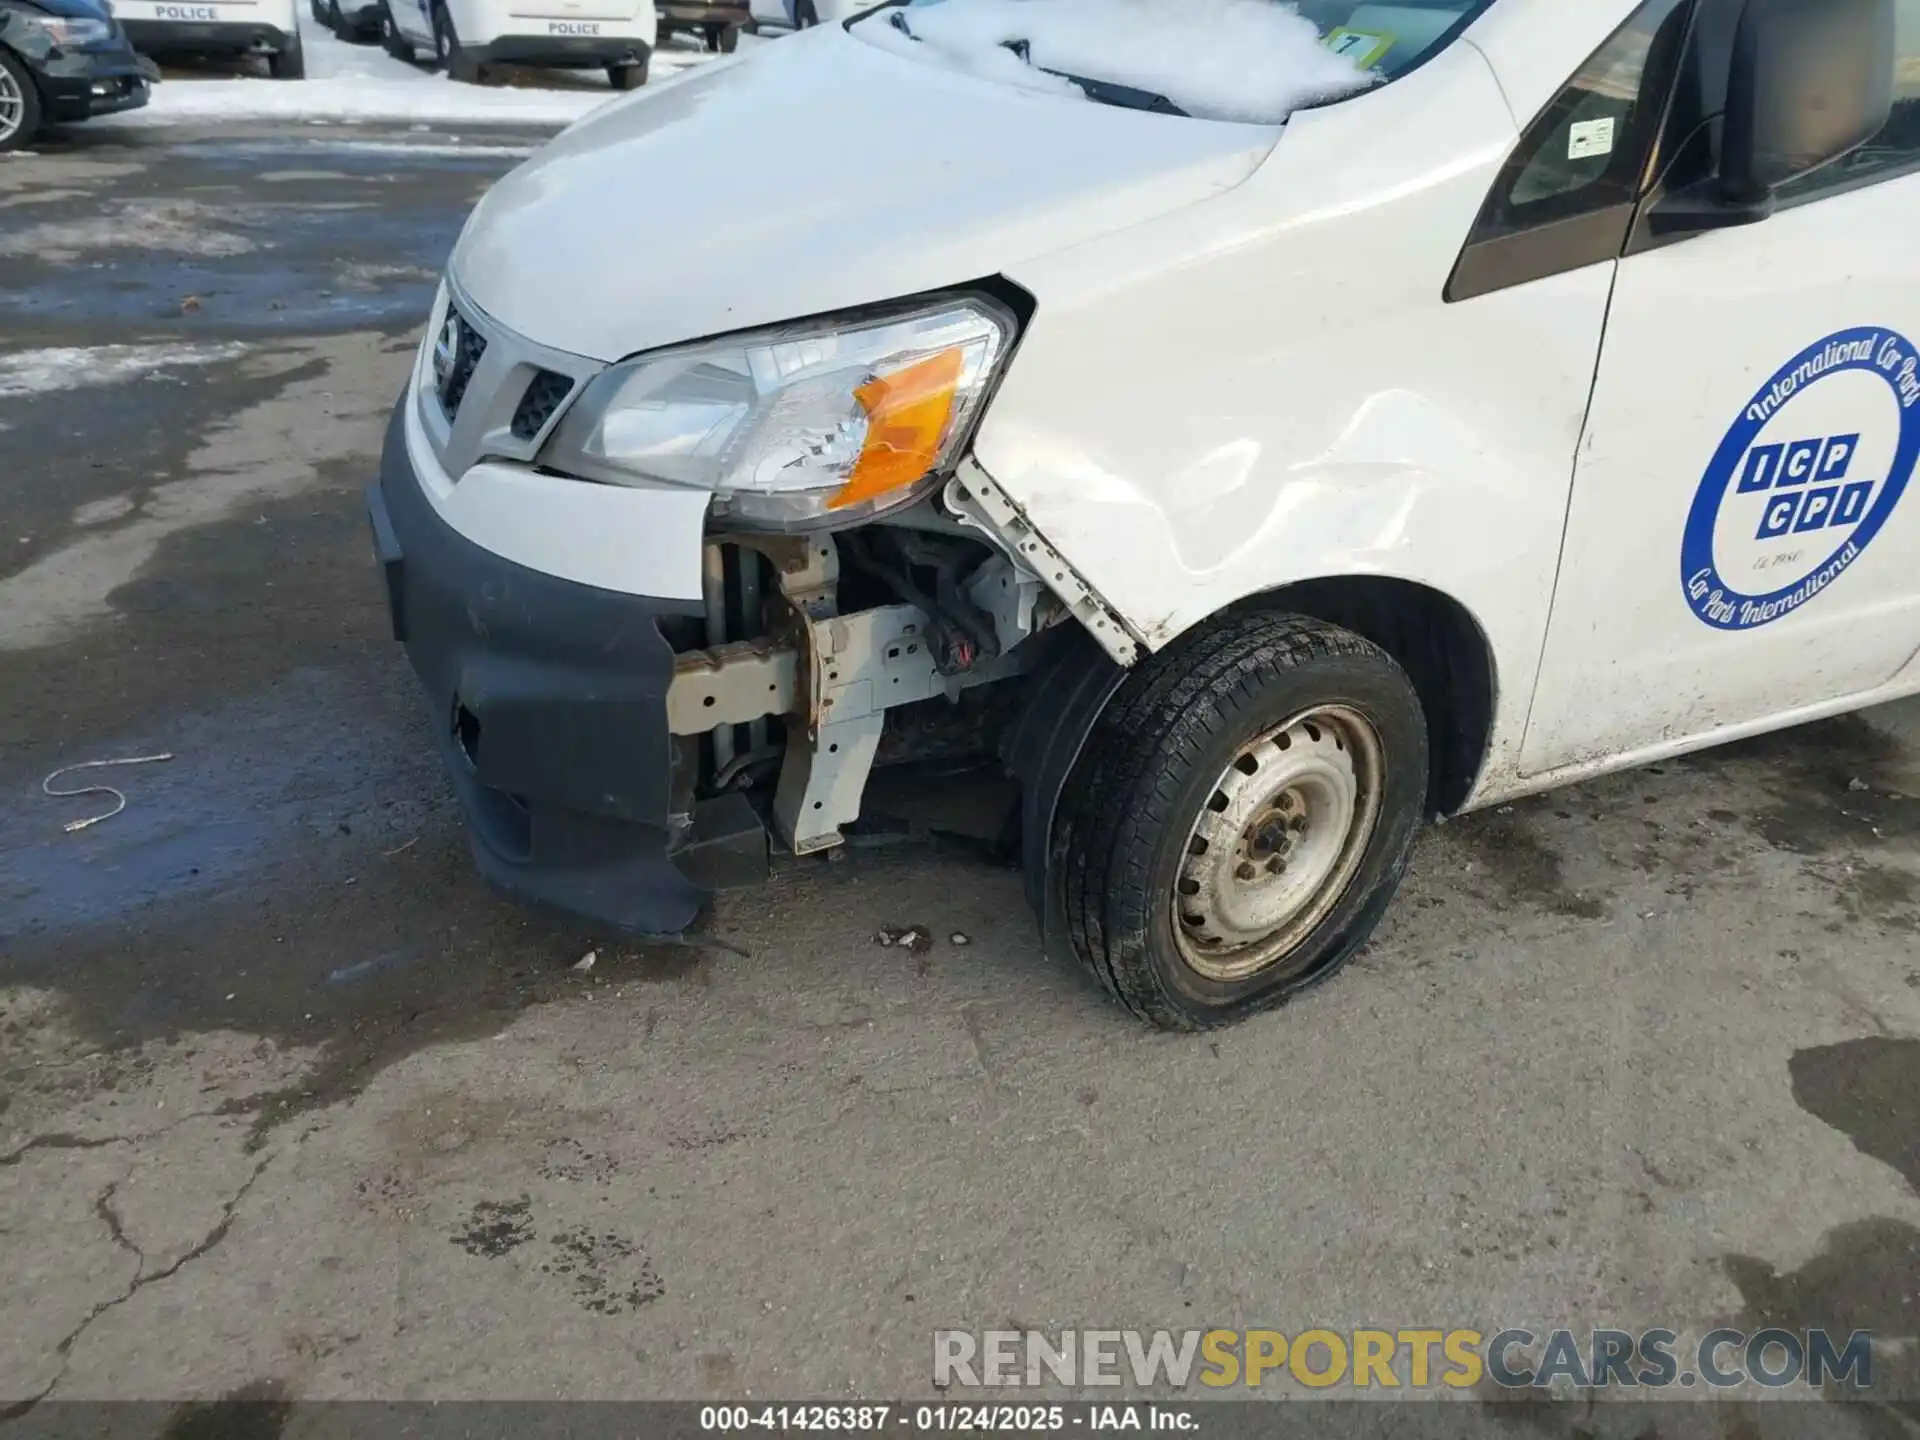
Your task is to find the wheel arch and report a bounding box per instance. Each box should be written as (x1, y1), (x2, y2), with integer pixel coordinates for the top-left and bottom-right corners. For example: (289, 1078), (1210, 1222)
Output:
(1205, 575), (1498, 818)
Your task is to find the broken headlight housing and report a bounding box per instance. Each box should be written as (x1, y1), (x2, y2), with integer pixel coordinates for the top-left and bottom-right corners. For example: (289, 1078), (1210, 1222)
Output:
(538, 296), (1016, 532)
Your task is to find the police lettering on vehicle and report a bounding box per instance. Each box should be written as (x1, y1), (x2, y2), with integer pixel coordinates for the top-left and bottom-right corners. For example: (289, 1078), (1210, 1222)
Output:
(1682, 327), (1920, 630)
(155, 4), (221, 16)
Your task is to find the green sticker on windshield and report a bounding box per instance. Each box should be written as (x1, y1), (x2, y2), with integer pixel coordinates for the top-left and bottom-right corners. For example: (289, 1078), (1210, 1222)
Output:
(1322, 26), (1396, 67)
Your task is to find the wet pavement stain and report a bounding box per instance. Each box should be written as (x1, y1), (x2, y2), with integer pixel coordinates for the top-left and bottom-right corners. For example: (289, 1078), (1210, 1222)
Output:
(1710, 715), (1920, 856)
(1789, 1038), (1920, 1192)
(0, 135), (528, 335)
(1449, 806), (1607, 921)
(157, 1379), (294, 1440)
(540, 1226), (665, 1315)
(1706, 1038), (1920, 1429)
(451, 1197), (535, 1259)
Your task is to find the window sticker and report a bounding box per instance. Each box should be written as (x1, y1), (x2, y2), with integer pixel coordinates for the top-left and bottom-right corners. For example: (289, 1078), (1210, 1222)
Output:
(1322, 27), (1396, 68)
(1568, 116), (1617, 160)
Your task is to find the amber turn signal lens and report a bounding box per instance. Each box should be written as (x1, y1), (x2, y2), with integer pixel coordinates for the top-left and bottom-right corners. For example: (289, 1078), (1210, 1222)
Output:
(828, 347), (966, 511)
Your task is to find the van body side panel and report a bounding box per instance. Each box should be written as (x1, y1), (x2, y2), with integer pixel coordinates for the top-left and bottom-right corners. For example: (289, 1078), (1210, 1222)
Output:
(975, 43), (1600, 806)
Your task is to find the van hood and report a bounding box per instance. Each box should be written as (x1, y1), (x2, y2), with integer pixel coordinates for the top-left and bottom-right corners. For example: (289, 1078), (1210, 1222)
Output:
(450, 23), (1278, 363)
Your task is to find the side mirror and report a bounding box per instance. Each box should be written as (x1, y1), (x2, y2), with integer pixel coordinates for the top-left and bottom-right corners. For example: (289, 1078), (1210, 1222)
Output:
(1721, 0), (1895, 199)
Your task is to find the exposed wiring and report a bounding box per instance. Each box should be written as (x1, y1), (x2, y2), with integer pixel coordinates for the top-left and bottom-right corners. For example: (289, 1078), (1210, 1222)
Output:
(840, 529), (1000, 676)
(712, 744), (785, 792)
(41, 753), (173, 833)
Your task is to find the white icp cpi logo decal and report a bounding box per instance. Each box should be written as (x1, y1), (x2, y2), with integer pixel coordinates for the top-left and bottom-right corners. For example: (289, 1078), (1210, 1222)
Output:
(1683, 327), (1920, 630)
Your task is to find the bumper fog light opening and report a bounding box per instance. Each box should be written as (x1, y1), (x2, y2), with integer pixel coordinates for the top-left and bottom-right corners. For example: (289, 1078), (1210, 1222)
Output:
(453, 701), (483, 772)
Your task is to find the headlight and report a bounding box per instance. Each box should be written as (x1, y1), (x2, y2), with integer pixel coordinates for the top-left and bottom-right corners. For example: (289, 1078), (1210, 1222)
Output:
(25, 14), (114, 43)
(539, 296), (1016, 532)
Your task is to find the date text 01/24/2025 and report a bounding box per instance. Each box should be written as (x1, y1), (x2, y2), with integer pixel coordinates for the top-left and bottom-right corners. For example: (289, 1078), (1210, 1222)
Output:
(699, 1404), (1197, 1432)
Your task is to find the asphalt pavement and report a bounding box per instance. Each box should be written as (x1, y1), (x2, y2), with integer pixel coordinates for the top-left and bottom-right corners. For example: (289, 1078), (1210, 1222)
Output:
(3, 124), (1920, 1433)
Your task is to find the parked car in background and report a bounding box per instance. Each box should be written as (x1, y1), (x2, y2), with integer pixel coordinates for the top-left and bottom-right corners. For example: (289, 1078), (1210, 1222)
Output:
(115, 0), (304, 77)
(312, 0), (379, 41)
(0, 0), (152, 150)
(380, 0), (655, 86)
(656, 0), (744, 52)
(744, 0), (862, 34)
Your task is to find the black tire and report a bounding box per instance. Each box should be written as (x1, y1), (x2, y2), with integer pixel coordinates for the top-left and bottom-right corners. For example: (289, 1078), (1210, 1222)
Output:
(310, 0), (326, 25)
(0, 48), (41, 154)
(268, 31), (306, 78)
(654, 18), (673, 45)
(434, 3), (481, 81)
(607, 57), (647, 89)
(380, 4), (413, 59)
(1056, 613), (1428, 1030)
(324, 0), (342, 32)
(707, 22), (736, 51)
(792, 0), (817, 25)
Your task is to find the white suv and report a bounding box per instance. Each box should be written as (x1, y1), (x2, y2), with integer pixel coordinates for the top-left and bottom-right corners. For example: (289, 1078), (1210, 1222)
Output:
(380, 0), (656, 86)
(116, 0), (304, 77)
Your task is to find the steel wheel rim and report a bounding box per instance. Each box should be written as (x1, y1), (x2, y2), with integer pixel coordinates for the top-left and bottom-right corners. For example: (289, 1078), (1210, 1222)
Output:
(1172, 705), (1384, 984)
(0, 68), (24, 144)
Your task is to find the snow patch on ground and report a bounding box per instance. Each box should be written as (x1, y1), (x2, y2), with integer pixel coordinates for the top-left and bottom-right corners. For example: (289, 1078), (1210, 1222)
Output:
(95, 23), (724, 130)
(117, 77), (612, 127)
(0, 344), (251, 400)
(864, 0), (1375, 124)
(0, 200), (258, 262)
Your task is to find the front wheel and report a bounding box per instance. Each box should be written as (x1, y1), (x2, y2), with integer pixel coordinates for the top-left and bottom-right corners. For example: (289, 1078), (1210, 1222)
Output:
(268, 32), (306, 77)
(434, 3), (482, 81)
(606, 58), (647, 89)
(380, 4), (414, 59)
(0, 49), (41, 153)
(706, 22), (736, 50)
(1056, 613), (1428, 1030)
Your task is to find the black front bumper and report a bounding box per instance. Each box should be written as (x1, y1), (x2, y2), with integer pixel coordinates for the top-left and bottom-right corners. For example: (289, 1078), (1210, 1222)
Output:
(658, 1), (748, 24)
(33, 46), (152, 123)
(464, 33), (649, 66)
(368, 401), (763, 935)
(120, 18), (293, 52)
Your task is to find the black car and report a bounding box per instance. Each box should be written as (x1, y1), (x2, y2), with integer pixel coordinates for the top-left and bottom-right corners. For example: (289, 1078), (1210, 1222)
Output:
(0, 0), (153, 151)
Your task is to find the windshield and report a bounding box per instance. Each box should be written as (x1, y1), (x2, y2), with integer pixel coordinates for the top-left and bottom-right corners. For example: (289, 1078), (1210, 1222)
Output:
(856, 0), (1495, 124)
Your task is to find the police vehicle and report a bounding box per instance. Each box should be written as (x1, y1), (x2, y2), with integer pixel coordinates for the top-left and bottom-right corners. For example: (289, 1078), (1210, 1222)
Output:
(377, 0), (655, 85)
(116, 0), (304, 76)
(366, 0), (1920, 1029)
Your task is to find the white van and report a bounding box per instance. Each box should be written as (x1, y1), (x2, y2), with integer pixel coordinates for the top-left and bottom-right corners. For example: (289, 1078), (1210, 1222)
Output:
(367, 0), (1920, 1028)
(378, 0), (656, 85)
(744, 0), (863, 33)
(117, 0), (305, 76)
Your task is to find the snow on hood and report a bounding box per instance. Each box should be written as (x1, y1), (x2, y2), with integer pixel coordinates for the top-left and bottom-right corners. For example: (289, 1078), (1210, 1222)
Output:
(860, 0), (1376, 125)
(449, 24), (1281, 363)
